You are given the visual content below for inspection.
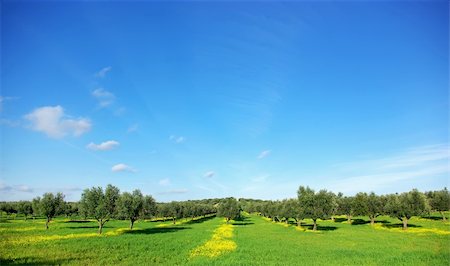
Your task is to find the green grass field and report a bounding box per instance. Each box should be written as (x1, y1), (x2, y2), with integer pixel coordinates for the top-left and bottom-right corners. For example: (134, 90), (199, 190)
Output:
(1, 213), (449, 265)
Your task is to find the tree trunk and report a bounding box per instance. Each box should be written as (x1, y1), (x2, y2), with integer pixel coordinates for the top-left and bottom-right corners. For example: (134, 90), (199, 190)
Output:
(297, 220), (302, 228)
(285, 219), (289, 224)
(331, 216), (335, 222)
(226, 217), (230, 224)
(440, 211), (447, 222)
(402, 218), (408, 230)
(370, 217), (375, 226)
(347, 215), (352, 223)
(173, 217), (176, 224)
(98, 221), (103, 234)
(130, 219), (134, 230)
(313, 219), (317, 231)
(45, 217), (50, 230)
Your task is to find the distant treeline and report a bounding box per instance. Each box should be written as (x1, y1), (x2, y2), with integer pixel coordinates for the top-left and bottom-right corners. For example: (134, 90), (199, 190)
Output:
(1, 186), (449, 233)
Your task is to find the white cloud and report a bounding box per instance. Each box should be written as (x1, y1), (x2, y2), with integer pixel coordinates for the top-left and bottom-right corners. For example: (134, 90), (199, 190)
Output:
(158, 189), (188, 195)
(111, 163), (136, 173)
(92, 88), (115, 108)
(257, 150), (271, 159)
(95, 66), (112, 78)
(86, 140), (120, 151)
(170, 135), (186, 143)
(127, 123), (139, 133)
(159, 178), (170, 186)
(204, 171), (215, 178)
(24, 106), (91, 138)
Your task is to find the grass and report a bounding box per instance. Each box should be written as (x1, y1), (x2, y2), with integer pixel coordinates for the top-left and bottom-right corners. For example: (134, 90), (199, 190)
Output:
(1, 213), (449, 265)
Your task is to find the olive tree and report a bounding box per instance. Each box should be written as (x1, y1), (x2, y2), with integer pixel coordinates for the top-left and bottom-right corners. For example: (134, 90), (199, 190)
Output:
(36, 193), (65, 229)
(217, 198), (240, 223)
(428, 188), (450, 221)
(337, 196), (354, 223)
(297, 186), (336, 231)
(117, 190), (144, 229)
(384, 189), (429, 230)
(79, 184), (120, 234)
(17, 201), (33, 220)
(142, 195), (157, 219)
(353, 192), (383, 225)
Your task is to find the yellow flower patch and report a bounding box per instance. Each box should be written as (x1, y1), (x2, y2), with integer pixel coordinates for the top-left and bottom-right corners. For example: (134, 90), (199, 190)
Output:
(2, 227), (137, 246)
(0, 227), (41, 232)
(372, 224), (450, 235)
(4, 232), (100, 245)
(190, 223), (236, 258)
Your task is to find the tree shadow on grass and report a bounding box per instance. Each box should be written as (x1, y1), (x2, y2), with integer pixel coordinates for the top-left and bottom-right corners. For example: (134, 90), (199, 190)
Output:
(374, 220), (390, 224)
(184, 215), (216, 225)
(383, 223), (422, 229)
(420, 215), (445, 221)
(0, 257), (80, 265)
(66, 225), (111, 229)
(351, 219), (370, 225)
(302, 224), (338, 231)
(232, 216), (255, 226)
(334, 218), (347, 223)
(123, 226), (190, 235)
(232, 221), (254, 226)
(64, 220), (92, 223)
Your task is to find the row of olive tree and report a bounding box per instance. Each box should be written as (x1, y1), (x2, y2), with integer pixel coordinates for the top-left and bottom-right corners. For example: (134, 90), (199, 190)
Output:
(246, 187), (449, 230)
(1, 187), (219, 234)
(78, 185), (158, 233)
(0, 197), (77, 221)
(157, 201), (217, 224)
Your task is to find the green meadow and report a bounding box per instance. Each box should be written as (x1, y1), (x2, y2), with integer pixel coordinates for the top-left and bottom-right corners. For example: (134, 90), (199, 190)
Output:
(1, 213), (449, 265)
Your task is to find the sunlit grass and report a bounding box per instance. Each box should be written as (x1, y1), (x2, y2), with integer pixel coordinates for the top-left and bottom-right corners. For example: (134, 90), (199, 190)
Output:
(1, 213), (449, 265)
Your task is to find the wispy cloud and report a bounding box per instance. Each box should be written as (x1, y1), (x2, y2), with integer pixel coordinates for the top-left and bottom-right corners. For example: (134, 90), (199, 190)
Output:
(226, 87), (281, 136)
(257, 150), (271, 159)
(159, 178), (170, 186)
(111, 163), (136, 173)
(95, 66), (112, 78)
(86, 140), (119, 151)
(114, 107), (126, 116)
(0, 182), (33, 193)
(196, 185), (214, 192)
(251, 174), (269, 183)
(170, 135), (186, 144)
(0, 118), (20, 127)
(158, 189), (188, 195)
(127, 123), (139, 133)
(330, 144), (449, 194)
(92, 88), (115, 108)
(204, 171), (215, 178)
(62, 186), (83, 192)
(24, 106), (91, 138)
(0, 96), (18, 112)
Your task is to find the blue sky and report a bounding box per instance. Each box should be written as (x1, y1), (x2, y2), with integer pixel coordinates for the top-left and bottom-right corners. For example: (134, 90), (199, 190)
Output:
(0, 0), (448, 202)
